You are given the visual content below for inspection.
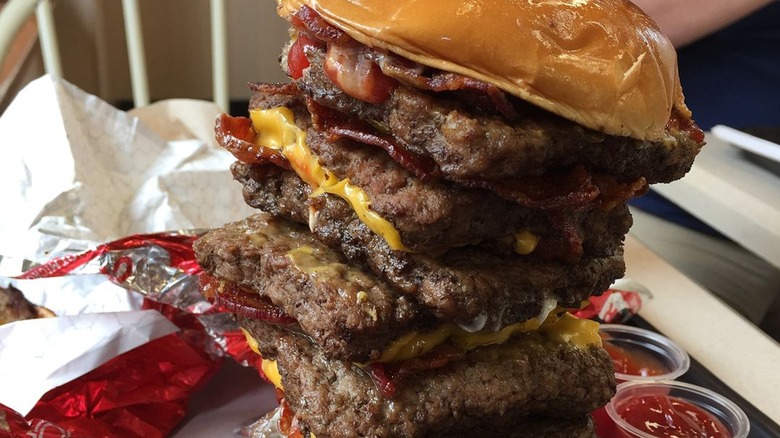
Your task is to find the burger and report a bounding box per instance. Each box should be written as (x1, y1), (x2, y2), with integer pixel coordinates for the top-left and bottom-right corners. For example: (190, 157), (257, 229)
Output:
(194, 0), (704, 436)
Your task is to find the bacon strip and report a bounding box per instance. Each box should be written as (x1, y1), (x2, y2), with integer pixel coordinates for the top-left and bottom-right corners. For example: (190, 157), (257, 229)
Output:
(291, 5), (352, 45)
(199, 273), (297, 325)
(380, 62), (518, 119)
(292, 5), (517, 118)
(306, 99), (440, 181)
(366, 344), (465, 399)
(215, 113), (292, 170)
(457, 165), (600, 211)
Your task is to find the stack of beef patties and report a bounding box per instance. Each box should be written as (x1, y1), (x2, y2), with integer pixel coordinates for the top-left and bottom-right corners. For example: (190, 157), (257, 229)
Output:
(193, 1), (704, 436)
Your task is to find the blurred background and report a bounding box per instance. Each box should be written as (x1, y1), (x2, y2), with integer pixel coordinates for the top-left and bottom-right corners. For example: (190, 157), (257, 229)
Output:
(0, 0), (289, 114)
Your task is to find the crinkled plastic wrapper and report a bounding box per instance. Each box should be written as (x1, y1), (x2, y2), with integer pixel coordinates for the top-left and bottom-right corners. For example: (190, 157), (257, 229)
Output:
(573, 278), (652, 323)
(0, 232), (265, 438)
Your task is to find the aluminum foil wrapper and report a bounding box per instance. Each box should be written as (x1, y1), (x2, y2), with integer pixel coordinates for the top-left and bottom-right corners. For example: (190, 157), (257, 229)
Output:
(0, 77), (262, 438)
(0, 232), (266, 437)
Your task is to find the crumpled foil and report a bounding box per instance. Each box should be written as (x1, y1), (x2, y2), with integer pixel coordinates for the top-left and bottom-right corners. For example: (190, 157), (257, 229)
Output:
(0, 77), (261, 438)
(0, 232), (266, 437)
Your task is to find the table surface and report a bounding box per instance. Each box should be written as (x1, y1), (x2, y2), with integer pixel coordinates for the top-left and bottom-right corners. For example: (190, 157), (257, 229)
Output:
(653, 134), (780, 270)
(623, 235), (780, 426)
(172, 236), (780, 436)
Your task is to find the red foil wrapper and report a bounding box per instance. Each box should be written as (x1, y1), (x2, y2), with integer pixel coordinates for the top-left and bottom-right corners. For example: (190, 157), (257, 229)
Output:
(2, 232), (258, 437)
(2, 333), (218, 438)
(573, 288), (645, 323)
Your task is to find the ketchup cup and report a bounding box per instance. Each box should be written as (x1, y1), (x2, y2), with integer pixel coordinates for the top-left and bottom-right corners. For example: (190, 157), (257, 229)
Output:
(599, 324), (690, 383)
(593, 324), (691, 436)
(606, 380), (750, 438)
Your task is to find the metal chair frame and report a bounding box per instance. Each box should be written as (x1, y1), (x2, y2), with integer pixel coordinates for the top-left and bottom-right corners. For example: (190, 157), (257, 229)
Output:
(0, 0), (229, 110)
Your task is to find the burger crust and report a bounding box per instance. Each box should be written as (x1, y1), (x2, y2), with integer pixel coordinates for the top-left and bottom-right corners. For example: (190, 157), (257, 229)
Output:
(277, 0), (688, 141)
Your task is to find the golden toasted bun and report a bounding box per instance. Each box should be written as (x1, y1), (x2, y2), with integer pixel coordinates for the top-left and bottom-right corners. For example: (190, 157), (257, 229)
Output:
(278, 0), (689, 141)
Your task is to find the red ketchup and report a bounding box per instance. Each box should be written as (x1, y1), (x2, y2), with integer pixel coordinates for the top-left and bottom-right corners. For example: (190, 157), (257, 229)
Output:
(616, 395), (731, 437)
(602, 340), (670, 378)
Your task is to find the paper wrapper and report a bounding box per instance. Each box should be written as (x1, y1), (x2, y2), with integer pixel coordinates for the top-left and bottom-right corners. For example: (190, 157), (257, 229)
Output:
(0, 76), (258, 437)
(0, 75), (253, 266)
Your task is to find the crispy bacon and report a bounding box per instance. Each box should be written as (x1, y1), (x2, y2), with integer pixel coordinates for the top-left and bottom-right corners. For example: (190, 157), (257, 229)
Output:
(366, 344), (465, 399)
(199, 273), (297, 325)
(324, 44), (399, 104)
(306, 99), (440, 181)
(215, 113), (291, 170)
(291, 5), (351, 45)
(458, 165), (599, 211)
(292, 6), (516, 118)
(593, 175), (648, 211)
(377, 57), (518, 119)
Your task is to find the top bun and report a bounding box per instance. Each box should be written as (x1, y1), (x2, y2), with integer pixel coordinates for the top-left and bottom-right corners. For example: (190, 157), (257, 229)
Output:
(278, 0), (689, 141)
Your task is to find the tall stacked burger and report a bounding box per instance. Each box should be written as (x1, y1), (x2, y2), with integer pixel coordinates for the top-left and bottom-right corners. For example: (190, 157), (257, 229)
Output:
(194, 0), (704, 436)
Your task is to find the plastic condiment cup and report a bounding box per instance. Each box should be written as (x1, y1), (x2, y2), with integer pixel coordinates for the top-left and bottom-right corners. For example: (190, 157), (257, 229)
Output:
(606, 380), (750, 438)
(599, 324), (690, 382)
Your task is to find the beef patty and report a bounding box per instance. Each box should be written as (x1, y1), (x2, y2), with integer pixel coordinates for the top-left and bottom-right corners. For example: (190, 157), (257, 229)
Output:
(231, 165), (626, 330)
(234, 161), (632, 260)
(292, 44), (703, 184)
(194, 213), (431, 362)
(243, 89), (634, 255)
(246, 320), (614, 438)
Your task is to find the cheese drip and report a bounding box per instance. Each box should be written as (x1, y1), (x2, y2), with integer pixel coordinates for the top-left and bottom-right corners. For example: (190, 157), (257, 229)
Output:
(514, 229), (539, 255)
(377, 312), (601, 363)
(241, 328), (284, 390)
(250, 107), (408, 251)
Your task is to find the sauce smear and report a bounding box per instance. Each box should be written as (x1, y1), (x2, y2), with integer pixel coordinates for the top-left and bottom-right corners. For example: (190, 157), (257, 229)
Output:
(617, 395), (730, 438)
(602, 340), (670, 377)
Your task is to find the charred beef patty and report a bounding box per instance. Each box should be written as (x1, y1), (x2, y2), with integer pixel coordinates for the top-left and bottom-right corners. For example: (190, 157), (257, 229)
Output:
(193, 213), (431, 362)
(233, 164), (626, 330)
(248, 320), (613, 438)
(292, 44), (702, 184)
(234, 161), (632, 260)
(241, 90), (634, 256)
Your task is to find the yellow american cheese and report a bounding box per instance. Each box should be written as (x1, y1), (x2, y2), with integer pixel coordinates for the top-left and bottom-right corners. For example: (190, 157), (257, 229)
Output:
(514, 229), (540, 255)
(376, 312), (600, 363)
(241, 328), (284, 390)
(250, 107), (408, 251)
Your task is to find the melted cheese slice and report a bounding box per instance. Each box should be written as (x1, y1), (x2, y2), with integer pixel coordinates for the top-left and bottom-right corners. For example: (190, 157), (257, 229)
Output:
(250, 107), (408, 251)
(377, 312), (600, 363)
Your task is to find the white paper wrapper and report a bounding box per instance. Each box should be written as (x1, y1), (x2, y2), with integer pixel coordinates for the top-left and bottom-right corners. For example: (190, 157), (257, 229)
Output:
(0, 75), (256, 422)
(0, 75), (253, 267)
(0, 275), (141, 316)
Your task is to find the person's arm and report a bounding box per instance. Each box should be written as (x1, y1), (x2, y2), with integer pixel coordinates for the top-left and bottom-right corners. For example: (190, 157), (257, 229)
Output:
(631, 0), (776, 46)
